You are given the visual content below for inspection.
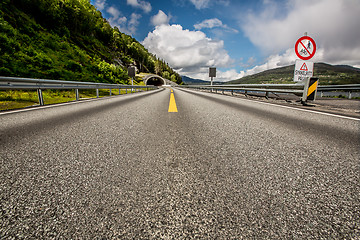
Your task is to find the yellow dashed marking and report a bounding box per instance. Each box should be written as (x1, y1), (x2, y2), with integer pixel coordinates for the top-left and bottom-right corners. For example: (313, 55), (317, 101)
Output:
(168, 89), (178, 112)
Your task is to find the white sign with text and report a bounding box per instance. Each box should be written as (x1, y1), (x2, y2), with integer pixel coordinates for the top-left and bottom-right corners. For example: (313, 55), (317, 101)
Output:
(294, 60), (313, 82)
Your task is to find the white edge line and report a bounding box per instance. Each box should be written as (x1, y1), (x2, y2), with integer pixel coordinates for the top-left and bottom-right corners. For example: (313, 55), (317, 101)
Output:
(234, 95), (360, 121)
(0, 97), (101, 116)
(0, 90), (159, 116)
(185, 88), (360, 122)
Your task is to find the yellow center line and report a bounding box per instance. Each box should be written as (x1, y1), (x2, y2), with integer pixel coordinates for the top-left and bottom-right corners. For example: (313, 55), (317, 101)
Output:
(168, 89), (178, 112)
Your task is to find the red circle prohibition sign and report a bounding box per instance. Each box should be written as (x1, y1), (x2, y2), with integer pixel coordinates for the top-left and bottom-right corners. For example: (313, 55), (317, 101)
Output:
(295, 36), (316, 60)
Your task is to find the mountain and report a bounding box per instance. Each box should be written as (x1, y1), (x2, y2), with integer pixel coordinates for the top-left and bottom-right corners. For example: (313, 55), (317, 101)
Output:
(182, 76), (208, 85)
(0, 0), (182, 85)
(228, 63), (360, 85)
(181, 75), (223, 85)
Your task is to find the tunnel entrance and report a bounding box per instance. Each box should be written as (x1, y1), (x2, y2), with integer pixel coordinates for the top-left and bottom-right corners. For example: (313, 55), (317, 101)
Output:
(146, 77), (165, 86)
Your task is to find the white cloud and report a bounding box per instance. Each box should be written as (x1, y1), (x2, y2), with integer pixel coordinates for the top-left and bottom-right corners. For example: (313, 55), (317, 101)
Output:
(194, 18), (223, 30)
(217, 69), (245, 82)
(189, 0), (210, 9)
(128, 13), (142, 35)
(106, 6), (141, 36)
(237, 47), (327, 80)
(94, 0), (106, 10)
(151, 10), (172, 26)
(117, 16), (127, 25)
(127, 0), (152, 13)
(189, 0), (230, 10)
(240, 0), (360, 71)
(194, 18), (238, 33)
(143, 24), (242, 80)
(244, 49), (297, 76)
(107, 6), (121, 21)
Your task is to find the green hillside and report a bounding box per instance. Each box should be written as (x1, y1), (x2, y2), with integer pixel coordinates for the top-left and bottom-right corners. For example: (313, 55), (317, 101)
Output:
(0, 0), (182, 84)
(228, 63), (360, 85)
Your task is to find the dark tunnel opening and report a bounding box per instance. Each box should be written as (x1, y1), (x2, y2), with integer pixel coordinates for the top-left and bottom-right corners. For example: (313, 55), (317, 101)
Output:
(146, 77), (165, 86)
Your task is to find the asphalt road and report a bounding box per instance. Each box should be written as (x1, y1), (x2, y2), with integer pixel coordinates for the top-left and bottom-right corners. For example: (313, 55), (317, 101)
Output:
(1, 88), (359, 239)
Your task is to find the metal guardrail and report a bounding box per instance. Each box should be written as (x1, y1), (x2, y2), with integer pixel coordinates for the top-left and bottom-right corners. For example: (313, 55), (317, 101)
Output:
(0, 76), (157, 106)
(180, 83), (306, 102)
(317, 84), (360, 99)
(318, 84), (360, 91)
(180, 83), (360, 101)
(182, 83), (304, 94)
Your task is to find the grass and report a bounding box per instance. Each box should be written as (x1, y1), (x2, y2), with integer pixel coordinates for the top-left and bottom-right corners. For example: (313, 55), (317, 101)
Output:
(0, 88), (149, 111)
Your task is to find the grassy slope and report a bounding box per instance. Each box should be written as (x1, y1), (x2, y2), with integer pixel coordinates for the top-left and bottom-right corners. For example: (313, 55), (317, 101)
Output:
(0, 0), (182, 84)
(0, 0), (182, 110)
(0, 2), (129, 84)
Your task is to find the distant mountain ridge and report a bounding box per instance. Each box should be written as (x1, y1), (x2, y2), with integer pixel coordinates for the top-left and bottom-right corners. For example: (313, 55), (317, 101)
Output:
(181, 75), (223, 85)
(182, 63), (360, 85)
(228, 63), (360, 85)
(181, 76), (207, 85)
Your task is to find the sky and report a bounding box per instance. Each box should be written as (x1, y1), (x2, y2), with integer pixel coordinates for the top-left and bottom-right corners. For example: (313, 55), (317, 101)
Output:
(90, 0), (360, 82)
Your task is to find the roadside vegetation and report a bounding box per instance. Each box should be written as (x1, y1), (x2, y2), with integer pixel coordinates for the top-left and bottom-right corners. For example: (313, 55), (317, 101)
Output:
(0, 0), (182, 84)
(0, 87), (152, 111)
(0, 0), (181, 110)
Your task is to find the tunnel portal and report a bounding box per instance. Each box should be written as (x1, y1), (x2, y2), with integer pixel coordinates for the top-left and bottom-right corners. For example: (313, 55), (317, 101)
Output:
(146, 77), (165, 86)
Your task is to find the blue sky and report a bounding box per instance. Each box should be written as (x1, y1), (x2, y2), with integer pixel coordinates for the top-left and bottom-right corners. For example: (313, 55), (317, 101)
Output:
(90, 0), (360, 81)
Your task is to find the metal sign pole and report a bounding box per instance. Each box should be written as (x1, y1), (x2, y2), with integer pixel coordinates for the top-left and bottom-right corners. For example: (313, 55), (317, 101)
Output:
(209, 67), (216, 92)
(131, 77), (134, 93)
(128, 66), (136, 93)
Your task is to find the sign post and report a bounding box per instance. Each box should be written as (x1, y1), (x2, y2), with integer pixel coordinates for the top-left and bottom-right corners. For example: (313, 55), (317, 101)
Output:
(128, 66), (136, 93)
(209, 67), (216, 86)
(294, 35), (317, 103)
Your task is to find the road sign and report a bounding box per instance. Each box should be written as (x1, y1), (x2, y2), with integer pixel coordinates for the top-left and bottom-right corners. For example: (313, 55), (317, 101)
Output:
(209, 67), (216, 77)
(294, 60), (313, 82)
(209, 67), (216, 86)
(295, 36), (316, 60)
(128, 66), (136, 77)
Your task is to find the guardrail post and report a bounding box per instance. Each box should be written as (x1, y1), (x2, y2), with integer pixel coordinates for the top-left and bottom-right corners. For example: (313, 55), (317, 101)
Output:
(37, 89), (44, 106)
(265, 91), (269, 99)
(348, 91), (352, 99)
(75, 89), (79, 101)
(119, 88), (121, 95)
(109, 88), (112, 96)
(96, 89), (99, 98)
(244, 90), (247, 97)
(301, 77), (318, 105)
(301, 79), (309, 103)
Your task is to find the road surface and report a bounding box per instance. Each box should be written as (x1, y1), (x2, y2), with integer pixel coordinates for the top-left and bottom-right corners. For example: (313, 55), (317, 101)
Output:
(1, 88), (359, 239)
